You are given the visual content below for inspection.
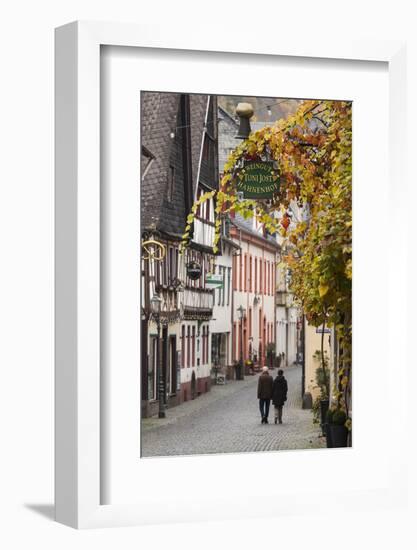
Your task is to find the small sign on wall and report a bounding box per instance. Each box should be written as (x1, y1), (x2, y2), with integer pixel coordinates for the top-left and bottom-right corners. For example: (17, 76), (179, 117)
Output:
(315, 327), (331, 334)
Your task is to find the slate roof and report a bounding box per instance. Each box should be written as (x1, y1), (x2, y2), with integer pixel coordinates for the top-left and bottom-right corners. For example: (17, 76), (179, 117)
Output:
(189, 95), (209, 196)
(141, 92), (210, 236)
(141, 92), (180, 231)
(232, 214), (280, 249)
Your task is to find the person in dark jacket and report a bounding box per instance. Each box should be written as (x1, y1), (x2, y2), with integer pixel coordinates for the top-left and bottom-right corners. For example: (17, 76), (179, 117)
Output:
(257, 366), (273, 424)
(272, 369), (288, 424)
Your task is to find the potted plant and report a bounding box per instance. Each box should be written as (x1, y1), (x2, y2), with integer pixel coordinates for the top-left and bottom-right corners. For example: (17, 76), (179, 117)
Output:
(326, 407), (349, 448)
(311, 351), (330, 436)
(245, 359), (254, 375)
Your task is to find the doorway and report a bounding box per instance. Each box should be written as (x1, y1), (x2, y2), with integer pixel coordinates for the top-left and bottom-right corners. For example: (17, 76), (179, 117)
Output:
(191, 371), (197, 400)
(169, 335), (177, 394)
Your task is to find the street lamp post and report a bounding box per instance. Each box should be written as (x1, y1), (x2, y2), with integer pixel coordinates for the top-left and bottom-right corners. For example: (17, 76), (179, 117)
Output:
(237, 305), (246, 380)
(150, 293), (166, 419)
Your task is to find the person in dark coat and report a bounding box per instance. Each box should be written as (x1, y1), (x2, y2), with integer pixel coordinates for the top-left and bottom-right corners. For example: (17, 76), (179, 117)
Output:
(272, 369), (288, 424)
(257, 366), (273, 424)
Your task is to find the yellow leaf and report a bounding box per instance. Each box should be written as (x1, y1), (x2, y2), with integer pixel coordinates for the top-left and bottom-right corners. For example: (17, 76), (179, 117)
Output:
(318, 284), (329, 298)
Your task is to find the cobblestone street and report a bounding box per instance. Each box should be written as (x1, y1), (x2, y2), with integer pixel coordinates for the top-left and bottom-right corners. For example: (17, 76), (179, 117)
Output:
(141, 365), (325, 457)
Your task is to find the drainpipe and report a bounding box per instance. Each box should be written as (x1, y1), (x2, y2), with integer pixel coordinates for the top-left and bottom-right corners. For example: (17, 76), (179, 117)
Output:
(230, 231), (242, 380)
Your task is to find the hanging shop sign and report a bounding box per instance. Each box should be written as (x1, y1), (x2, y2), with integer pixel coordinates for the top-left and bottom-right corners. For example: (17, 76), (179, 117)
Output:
(236, 161), (279, 199)
(205, 273), (223, 289)
(141, 238), (166, 261)
(186, 261), (202, 280)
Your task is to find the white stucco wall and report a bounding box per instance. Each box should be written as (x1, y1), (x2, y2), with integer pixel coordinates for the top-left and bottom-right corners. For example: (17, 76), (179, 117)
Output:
(232, 228), (277, 366)
(209, 240), (233, 367)
(304, 321), (334, 400)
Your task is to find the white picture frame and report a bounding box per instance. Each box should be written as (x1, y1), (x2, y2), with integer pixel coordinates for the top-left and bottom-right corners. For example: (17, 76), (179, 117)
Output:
(55, 21), (407, 529)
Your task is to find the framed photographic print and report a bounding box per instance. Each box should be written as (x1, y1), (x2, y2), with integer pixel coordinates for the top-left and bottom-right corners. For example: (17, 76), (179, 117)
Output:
(55, 21), (407, 528)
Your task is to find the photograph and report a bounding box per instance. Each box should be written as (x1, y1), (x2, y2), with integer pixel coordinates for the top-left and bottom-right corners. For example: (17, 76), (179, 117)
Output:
(140, 91), (352, 457)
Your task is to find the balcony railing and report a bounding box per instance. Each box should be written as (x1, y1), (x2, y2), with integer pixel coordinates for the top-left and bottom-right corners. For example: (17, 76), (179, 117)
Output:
(276, 290), (294, 308)
(182, 287), (214, 319)
(276, 290), (287, 306)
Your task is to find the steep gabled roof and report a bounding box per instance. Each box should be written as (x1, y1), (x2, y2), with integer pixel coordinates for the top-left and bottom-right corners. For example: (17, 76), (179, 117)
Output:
(218, 104), (238, 126)
(141, 92), (180, 230)
(141, 92), (212, 236)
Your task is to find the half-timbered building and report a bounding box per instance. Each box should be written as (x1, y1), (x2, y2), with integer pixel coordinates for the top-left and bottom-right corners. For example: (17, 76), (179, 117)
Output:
(141, 92), (219, 417)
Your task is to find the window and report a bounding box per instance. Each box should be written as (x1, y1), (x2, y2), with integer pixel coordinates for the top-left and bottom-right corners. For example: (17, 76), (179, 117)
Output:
(268, 263), (271, 295)
(196, 188), (202, 217)
(187, 326), (191, 367)
(233, 322), (237, 361)
(162, 251), (168, 286)
(217, 265), (222, 306)
(154, 257), (160, 288)
(192, 326), (196, 367)
(181, 325), (185, 368)
(205, 197), (211, 222)
(259, 309), (263, 337)
(168, 247), (175, 284)
(227, 267), (231, 306)
(267, 261), (270, 295)
(239, 254), (243, 292)
(202, 136), (215, 165)
(244, 254), (248, 292)
(206, 326), (210, 364)
(202, 326), (206, 364)
(260, 260), (263, 294)
(167, 165), (175, 202)
(232, 255), (237, 290)
(249, 256), (252, 292)
(254, 258), (257, 294)
(222, 266), (226, 306)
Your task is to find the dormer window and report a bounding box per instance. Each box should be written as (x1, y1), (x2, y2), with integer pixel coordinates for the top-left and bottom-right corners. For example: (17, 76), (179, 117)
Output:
(141, 146), (155, 181)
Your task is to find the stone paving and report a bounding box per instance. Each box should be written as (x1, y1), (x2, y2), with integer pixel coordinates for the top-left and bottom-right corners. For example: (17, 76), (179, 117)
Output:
(141, 364), (326, 457)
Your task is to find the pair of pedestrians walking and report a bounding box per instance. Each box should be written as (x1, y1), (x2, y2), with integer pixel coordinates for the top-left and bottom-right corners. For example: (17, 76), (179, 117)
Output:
(257, 366), (288, 424)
